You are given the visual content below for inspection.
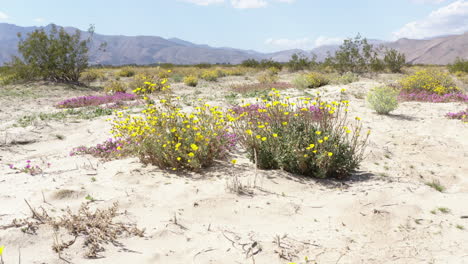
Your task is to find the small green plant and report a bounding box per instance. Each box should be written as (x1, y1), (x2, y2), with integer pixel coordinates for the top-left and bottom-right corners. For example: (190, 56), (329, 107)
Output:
(293, 72), (329, 89)
(366, 86), (399, 114)
(183, 75), (199, 87)
(426, 180), (445, 192)
(80, 69), (106, 83)
(104, 80), (126, 94)
(456, 224), (465, 230)
(437, 207), (450, 214)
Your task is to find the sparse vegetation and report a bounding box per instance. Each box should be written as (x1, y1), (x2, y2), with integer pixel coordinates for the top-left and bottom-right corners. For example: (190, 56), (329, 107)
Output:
(293, 72), (330, 89)
(426, 180), (445, 192)
(183, 75), (199, 86)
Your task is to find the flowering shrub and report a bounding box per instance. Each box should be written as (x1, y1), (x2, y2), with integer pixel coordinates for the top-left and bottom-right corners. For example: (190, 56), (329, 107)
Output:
(111, 95), (234, 171)
(366, 86), (399, 114)
(446, 109), (468, 122)
(80, 69), (106, 83)
(230, 82), (293, 95)
(116, 67), (136, 77)
(8, 160), (50, 176)
(70, 138), (125, 160)
(257, 67), (279, 84)
(337, 72), (359, 84)
(232, 88), (369, 179)
(183, 75), (198, 87)
(399, 70), (460, 95)
(56, 92), (137, 108)
(398, 90), (468, 103)
(104, 80), (127, 94)
(200, 70), (219, 81)
(293, 72), (329, 89)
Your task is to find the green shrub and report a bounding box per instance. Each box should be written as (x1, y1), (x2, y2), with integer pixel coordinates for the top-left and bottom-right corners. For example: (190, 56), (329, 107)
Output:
(171, 73), (183, 82)
(117, 67), (136, 77)
(104, 80), (126, 94)
(256, 71), (279, 84)
(293, 72), (329, 88)
(233, 89), (369, 179)
(80, 69), (106, 83)
(448, 58), (468, 73)
(183, 75), (198, 87)
(200, 70), (219, 81)
(7, 24), (92, 83)
(366, 86), (399, 114)
(338, 72), (359, 84)
(383, 48), (406, 73)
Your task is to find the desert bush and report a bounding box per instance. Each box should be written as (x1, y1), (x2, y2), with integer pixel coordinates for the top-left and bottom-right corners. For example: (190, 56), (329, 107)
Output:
(171, 73), (184, 82)
(230, 82), (293, 95)
(80, 69), (106, 83)
(117, 67), (136, 77)
(241, 59), (260, 68)
(287, 53), (317, 72)
(200, 70), (219, 81)
(111, 97), (235, 171)
(104, 80), (127, 94)
(7, 24), (94, 83)
(326, 34), (380, 74)
(257, 67), (280, 84)
(337, 72), (359, 84)
(293, 72), (330, 89)
(128, 73), (169, 95)
(383, 48), (406, 73)
(399, 69), (460, 95)
(366, 86), (399, 114)
(448, 58), (468, 73)
(184, 75), (198, 87)
(223, 67), (248, 76)
(231, 89), (368, 179)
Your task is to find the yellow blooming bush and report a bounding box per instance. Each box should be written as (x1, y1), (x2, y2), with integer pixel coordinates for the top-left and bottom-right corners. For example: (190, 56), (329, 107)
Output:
(116, 67), (136, 77)
(256, 67), (280, 84)
(183, 75), (198, 87)
(200, 70), (219, 81)
(104, 80), (127, 94)
(293, 72), (330, 89)
(111, 90), (233, 171)
(399, 70), (460, 95)
(231, 89), (368, 179)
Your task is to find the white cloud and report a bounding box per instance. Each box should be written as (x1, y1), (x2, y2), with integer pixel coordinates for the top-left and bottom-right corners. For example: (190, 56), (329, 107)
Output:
(393, 0), (468, 39)
(314, 36), (343, 47)
(183, 0), (224, 5)
(230, 0), (267, 8)
(265, 36), (343, 50)
(0, 11), (9, 20)
(34, 18), (45, 23)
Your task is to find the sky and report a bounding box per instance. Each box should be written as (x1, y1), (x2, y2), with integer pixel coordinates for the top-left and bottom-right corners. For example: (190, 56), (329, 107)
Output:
(0, 0), (467, 52)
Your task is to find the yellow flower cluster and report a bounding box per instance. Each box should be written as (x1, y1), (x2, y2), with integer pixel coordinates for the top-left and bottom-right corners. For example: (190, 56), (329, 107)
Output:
(112, 85), (230, 171)
(400, 69), (460, 95)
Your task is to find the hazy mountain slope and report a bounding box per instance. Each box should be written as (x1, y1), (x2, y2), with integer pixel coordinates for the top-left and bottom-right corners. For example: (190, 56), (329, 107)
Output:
(0, 23), (466, 66)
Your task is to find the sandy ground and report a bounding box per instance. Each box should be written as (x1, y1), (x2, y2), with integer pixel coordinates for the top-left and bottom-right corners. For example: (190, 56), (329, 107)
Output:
(0, 75), (467, 264)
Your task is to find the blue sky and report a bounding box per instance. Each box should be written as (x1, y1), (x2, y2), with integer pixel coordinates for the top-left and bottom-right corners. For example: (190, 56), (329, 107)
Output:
(0, 0), (467, 52)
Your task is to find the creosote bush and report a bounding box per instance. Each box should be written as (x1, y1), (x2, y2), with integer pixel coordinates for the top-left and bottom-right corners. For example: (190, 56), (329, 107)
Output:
(366, 86), (399, 114)
(399, 69), (460, 95)
(293, 72), (329, 89)
(448, 58), (468, 73)
(232, 88), (369, 179)
(183, 75), (198, 87)
(256, 67), (280, 84)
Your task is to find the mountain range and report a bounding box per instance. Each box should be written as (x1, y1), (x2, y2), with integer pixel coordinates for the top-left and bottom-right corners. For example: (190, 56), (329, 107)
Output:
(0, 23), (467, 66)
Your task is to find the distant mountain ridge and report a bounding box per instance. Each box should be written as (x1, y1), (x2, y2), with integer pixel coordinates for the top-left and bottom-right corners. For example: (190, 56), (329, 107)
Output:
(0, 23), (466, 66)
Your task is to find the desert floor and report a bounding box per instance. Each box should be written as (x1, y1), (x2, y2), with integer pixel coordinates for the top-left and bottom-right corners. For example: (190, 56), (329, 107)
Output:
(0, 73), (467, 264)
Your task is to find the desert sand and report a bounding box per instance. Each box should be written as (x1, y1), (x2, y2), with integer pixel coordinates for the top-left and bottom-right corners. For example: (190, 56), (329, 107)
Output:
(0, 74), (467, 264)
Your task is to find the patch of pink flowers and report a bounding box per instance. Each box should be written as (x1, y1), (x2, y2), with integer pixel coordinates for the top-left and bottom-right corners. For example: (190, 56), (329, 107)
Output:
(70, 138), (125, 160)
(8, 160), (50, 176)
(56, 92), (137, 108)
(446, 109), (468, 122)
(399, 90), (468, 103)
